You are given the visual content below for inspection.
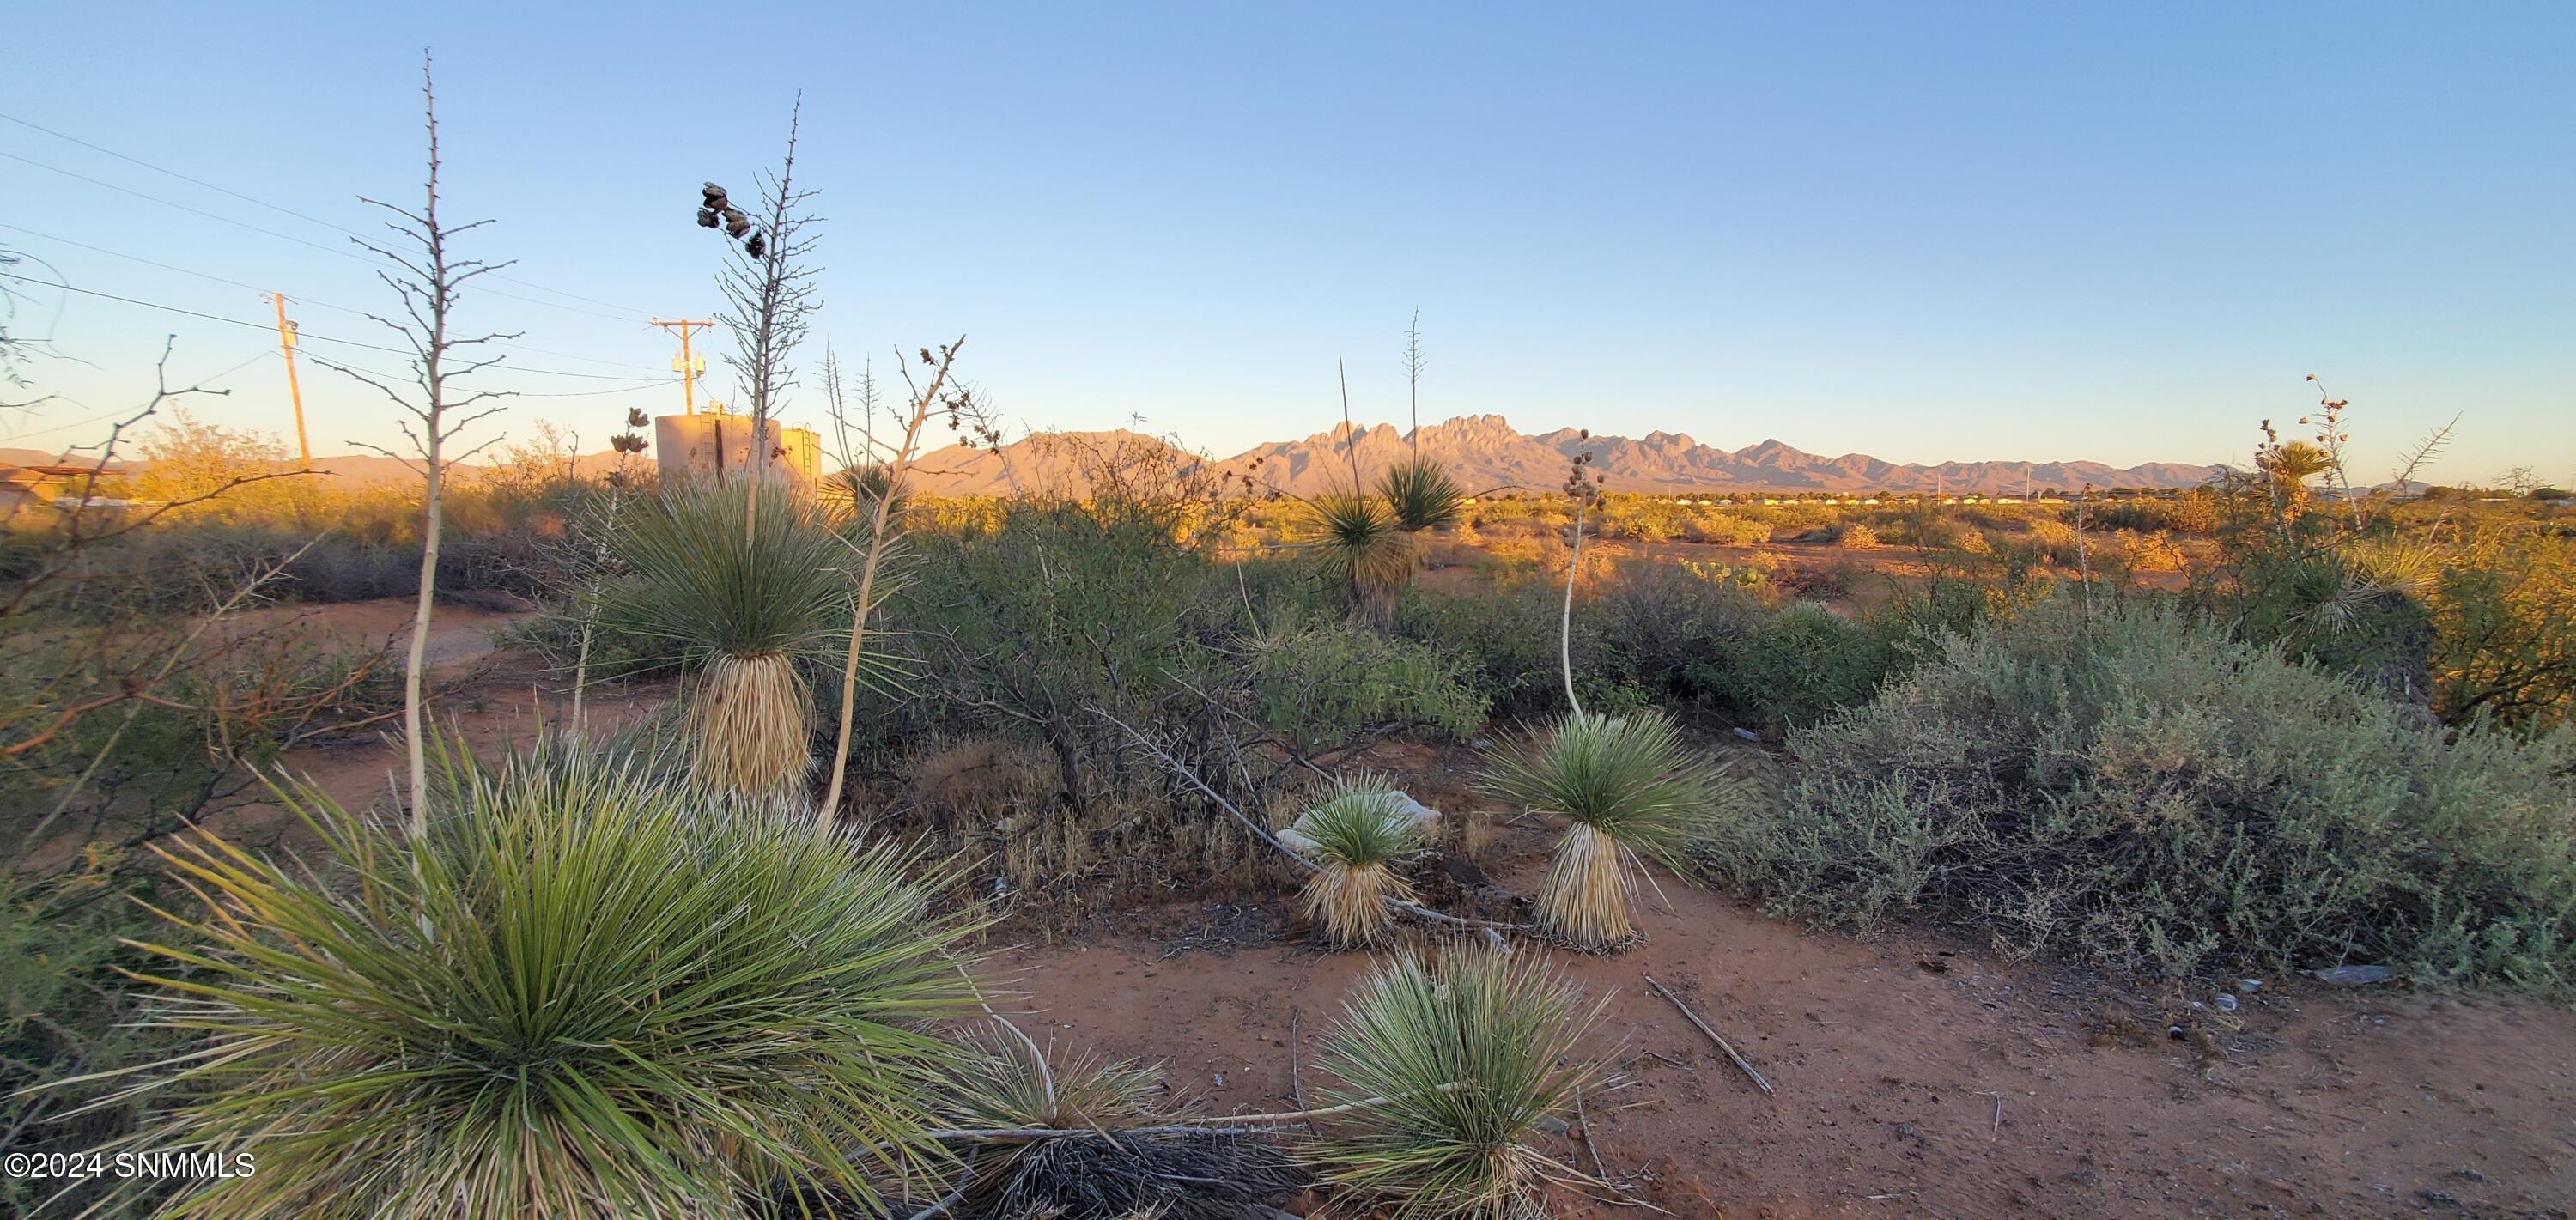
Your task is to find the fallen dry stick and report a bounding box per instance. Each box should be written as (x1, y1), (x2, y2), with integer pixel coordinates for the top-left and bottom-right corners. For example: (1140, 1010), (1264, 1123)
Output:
(1643, 974), (1775, 1096)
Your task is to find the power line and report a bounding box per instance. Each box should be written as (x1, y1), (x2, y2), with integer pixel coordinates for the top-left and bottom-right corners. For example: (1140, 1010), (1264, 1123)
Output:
(0, 111), (671, 319)
(0, 222), (658, 369)
(0, 146), (653, 325)
(1, 348), (268, 443)
(0, 271), (671, 382)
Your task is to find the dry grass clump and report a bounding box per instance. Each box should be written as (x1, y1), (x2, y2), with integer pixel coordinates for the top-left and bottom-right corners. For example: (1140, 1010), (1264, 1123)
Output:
(1481, 709), (1727, 950)
(909, 735), (1059, 834)
(1291, 778), (1430, 946)
(1313, 947), (1606, 1219)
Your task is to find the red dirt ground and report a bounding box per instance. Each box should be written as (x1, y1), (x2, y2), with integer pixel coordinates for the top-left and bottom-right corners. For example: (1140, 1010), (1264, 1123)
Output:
(997, 854), (2576, 1218)
(262, 604), (2576, 1219)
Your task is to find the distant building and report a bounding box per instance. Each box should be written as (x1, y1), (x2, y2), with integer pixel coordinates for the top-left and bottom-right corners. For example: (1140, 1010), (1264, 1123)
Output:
(0, 461), (127, 517)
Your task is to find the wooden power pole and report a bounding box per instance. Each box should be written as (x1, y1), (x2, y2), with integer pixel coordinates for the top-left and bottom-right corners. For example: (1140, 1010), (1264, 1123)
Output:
(653, 318), (716, 416)
(268, 293), (312, 470)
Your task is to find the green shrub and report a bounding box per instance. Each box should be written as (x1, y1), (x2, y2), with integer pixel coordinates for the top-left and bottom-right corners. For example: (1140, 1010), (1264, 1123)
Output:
(1680, 513), (1772, 547)
(1711, 600), (2576, 989)
(1249, 617), (1485, 750)
(1686, 602), (1894, 729)
(1395, 581), (1649, 723)
(3, 886), (194, 1219)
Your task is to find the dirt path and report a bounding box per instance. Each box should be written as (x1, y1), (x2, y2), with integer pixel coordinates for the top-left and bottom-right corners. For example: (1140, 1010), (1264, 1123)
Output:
(995, 840), (2576, 1218)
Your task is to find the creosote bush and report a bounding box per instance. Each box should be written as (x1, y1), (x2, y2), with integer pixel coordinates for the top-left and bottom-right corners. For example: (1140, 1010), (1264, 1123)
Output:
(1712, 599), (2576, 989)
(1314, 947), (1605, 1219)
(111, 737), (982, 1218)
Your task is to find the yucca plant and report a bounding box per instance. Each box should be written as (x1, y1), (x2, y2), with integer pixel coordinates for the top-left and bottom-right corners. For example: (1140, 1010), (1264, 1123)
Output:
(1313, 948), (1605, 1219)
(935, 1022), (1304, 1218)
(1381, 455), (1466, 533)
(1481, 709), (1725, 950)
(827, 463), (910, 532)
(1300, 491), (1414, 630)
(1293, 777), (1430, 946)
(100, 737), (981, 1219)
(607, 476), (854, 798)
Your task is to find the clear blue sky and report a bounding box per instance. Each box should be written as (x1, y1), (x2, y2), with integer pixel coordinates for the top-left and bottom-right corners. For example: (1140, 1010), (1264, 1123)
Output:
(4, 2), (2571, 484)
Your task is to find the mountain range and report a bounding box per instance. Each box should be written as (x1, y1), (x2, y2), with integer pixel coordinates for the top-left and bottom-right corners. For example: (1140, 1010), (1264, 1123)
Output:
(8, 416), (2228, 496)
(905, 415), (2226, 496)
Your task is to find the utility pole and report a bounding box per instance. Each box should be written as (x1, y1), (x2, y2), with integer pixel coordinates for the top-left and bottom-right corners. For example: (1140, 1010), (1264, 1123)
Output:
(268, 293), (312, 470)
(653, 318), (715, 416)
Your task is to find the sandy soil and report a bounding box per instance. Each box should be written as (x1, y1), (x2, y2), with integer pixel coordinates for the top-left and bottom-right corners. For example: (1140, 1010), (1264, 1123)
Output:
(997, 853), (2576, 1218)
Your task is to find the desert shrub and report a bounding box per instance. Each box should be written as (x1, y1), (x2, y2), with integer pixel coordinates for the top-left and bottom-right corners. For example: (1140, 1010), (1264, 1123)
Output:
(2025, 518), (2081, 563)
(2, 884), (196, 1218)
(2113, 528), (2184, 573)
(1248, 616), (1485, 751)
(1686, 602), (1895, 729)
(1680, 512), (1772, 546)
(1713, 600), (2576, 988)
(115, 737), (982, 1217)
(1395, 581), (1650, 723)
(902, 497), (1241, 792)
(2096, 489), (2223, 535)
(1583, 563), (1767, 703)
(2427, 530), (2576, 727)
(1835, 521), (1883, 550)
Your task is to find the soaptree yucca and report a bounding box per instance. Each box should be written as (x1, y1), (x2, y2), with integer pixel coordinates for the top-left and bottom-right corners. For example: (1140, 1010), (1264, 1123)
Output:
(106, 737), (981, 1218)
(1381, 455), (1466, 534)
(609, 477), (854, 798)
(1301, 491), (1414, 630)
(1314, 948), (1605, 1219)
(1295, 777), (1429, 946)
(1481, 709), (1726, 950)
